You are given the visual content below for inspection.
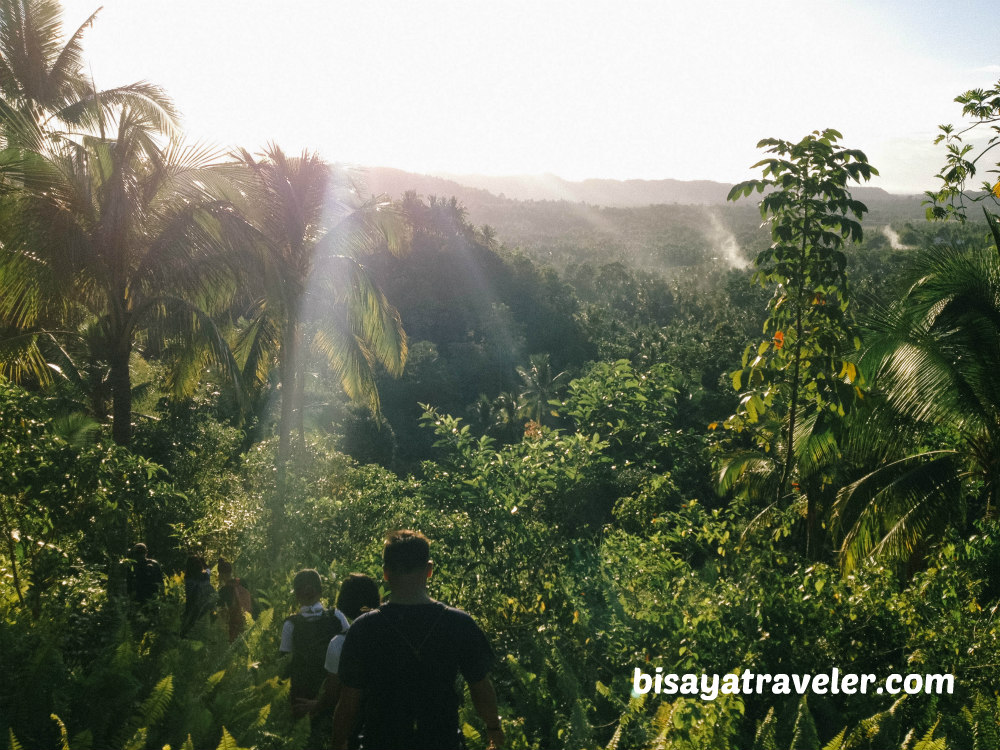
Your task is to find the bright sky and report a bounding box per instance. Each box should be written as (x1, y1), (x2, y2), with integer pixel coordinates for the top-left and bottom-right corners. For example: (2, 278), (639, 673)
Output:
(61, 0), (998, 195)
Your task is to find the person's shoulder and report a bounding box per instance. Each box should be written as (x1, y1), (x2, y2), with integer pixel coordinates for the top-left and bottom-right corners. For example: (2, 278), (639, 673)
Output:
(347, 607), (381, 629)
(331, 607), (350, 629)
(440, 602), (476, 622)
(438, 603), (488, 636)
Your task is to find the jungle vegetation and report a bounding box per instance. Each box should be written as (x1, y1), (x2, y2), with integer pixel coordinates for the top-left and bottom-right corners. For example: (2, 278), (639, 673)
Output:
(0, 3), (998, 749)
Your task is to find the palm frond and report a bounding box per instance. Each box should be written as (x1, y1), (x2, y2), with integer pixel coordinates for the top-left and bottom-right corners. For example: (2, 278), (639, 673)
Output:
(312, 318), (380, 413)
(232, 298), (280, 389)
(138, 295), (245, 406)
(833, 450), (963, 571)
(716, 449), (780, 499)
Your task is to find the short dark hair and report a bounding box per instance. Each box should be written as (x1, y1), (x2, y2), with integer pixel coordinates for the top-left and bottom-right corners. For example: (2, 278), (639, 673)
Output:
(131, 543), (147, 559)
(292, 569), (322, 597)
(336, 573), (381, 620)
(185, 555), (207, 579)
(217, 558), (233, 577)
(383, 530), (431, 574)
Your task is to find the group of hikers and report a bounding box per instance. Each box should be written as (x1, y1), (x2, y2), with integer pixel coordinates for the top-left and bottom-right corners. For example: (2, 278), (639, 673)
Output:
(126, 543), (253, 642)
(126, 530), (504, 750)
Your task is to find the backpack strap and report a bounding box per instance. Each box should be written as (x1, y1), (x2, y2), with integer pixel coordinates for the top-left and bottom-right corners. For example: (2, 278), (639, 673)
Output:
(379, 602), (447, 662)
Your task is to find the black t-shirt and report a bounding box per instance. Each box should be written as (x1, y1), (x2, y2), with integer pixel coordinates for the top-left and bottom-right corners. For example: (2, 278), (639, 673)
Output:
(337, 601), (493, 750)
(129, 558), (163, 603)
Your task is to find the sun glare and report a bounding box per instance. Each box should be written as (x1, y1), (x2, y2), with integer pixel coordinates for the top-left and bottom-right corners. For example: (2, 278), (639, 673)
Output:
(59, 0), (998, 193)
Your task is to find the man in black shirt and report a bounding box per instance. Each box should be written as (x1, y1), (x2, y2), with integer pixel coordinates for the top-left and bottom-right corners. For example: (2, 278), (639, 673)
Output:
(127, 543), (164, 604)
(333, 530), (504, 750)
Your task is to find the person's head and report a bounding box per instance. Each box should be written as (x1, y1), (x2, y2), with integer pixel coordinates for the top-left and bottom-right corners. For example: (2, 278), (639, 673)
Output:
(131, 543), (148, 560)
(292, 568), (322, 606)
(382, 530), (432, 591)
(217, 558), (233, 584)
(336, 573), (381, 620)
(185, 555), (207, 579)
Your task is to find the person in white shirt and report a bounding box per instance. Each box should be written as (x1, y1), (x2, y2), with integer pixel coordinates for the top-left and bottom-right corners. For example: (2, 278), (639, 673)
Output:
(295, 573), (381, 726)
(280, 569), (351, 748)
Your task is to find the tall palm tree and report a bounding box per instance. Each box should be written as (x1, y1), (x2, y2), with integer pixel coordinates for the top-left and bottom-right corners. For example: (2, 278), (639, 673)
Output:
(0, 107), (246, 444)
(0, 0), (176, 148)
(832, 212), (1000, 570)
(232, 145), (408, 484)
(517, 353), (569, 426)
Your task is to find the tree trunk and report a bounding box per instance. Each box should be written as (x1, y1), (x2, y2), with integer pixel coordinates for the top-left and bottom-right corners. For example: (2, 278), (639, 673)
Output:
(776, 211), (810, 511)
(276, 337), (295, 493)
(0, 498), (26, 609)
(273, 320), (299, 549)
(110, 340), (133, 446)
(294, 349), (306, 443)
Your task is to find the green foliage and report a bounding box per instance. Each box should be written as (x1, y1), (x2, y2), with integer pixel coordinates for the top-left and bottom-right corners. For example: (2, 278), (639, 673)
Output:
(0, 98), (245, 445)
(926, 79), (1000, 220)
(0, 378), (181, 617)
(834, 222), (1000, 569)
(516, 353), (570, 426)
(722, 130), (875, 557)
(560, 360), (678, 462)
(231, 146), (409, 501)
(725, 128), (874, 456)
(790, 696), (821, 750)
(752, 707), (778, 750)
(2, 25), (999, 750)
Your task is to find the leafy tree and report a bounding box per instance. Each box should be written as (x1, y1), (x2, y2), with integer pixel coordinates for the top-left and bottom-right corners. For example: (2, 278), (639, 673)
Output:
(724, 130), (876, 555)
(925, 79), (1000, 220)
(560, 359), (678, 464)
(0, 377), (179, 615)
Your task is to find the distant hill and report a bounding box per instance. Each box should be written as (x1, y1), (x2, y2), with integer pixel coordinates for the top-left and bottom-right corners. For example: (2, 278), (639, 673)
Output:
(358, 167), (505, 208)
(357, 166), (926, 274)
(361, 166), (923, 214)
(434, 173), (733, 206)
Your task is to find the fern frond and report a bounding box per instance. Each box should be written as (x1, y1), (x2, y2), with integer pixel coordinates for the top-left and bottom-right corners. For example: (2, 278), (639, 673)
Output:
(137, 674), (174, 728)
(123, 727), (146, 750)
(752, 707), (778, 750)
(286, 718), (310, 750)
(605, 694), (645, 750)
(821, 727), (848, 750)
(910, 718), (947, 750)
(215, 728), (246, 750)
(650, 700), (678, 750)
(206, 670), (227, 691)
(791, 696), (821, 750)
(69, 730), (92, 750)
(461, 722), (482, 746)
(251, 704), (270, 730)
(49, 714), (70, 750)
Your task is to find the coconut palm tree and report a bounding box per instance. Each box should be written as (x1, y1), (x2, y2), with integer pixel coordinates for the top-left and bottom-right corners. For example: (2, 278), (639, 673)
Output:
(832, 212), (1000, 570)
(0, 107), (246, 445)
(231, 144), (408, 484)
(0, 0), (176, 148)
(517, 353), (569, 426)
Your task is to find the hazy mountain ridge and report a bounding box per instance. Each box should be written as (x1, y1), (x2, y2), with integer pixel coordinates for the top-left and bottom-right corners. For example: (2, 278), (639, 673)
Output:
(359, 166), (926, 274)
(361, 166), (923, 213)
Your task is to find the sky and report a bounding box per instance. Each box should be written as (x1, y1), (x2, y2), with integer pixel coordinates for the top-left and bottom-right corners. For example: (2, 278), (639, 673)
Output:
(60, 0), (999, 195)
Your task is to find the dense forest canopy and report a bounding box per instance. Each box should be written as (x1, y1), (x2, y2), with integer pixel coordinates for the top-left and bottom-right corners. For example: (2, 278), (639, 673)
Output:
(0, 3), (998, 749)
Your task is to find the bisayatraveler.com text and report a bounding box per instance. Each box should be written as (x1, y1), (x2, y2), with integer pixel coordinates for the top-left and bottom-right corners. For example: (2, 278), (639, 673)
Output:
(632, 668), (954, 702)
